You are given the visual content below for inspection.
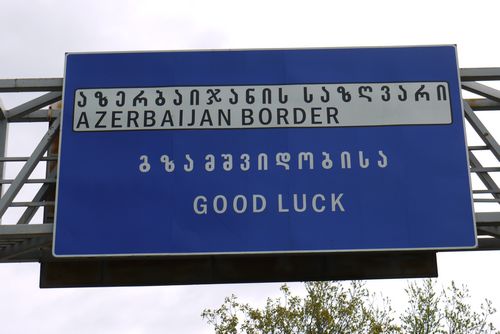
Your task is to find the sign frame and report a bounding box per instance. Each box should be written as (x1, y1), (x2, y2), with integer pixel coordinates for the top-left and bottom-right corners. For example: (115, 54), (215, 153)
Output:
(53, 45), (477, 258)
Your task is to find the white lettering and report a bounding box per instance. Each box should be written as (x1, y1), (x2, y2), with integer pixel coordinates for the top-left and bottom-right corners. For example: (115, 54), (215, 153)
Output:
(193, 195), (208, 214)
(293, 194), (307, 212)
(193, 193), (345, 215)
(278, 194), (289, 212)
(213, 195), (227, 214)
(233, 195), (247, 214)
(253, 194), (266, 213)
(331, 193), (345, 212)
(312, 194), (326, 212)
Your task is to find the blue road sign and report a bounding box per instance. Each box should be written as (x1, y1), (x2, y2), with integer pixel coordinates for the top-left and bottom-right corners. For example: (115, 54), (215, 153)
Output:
(53, 46), (476, 257)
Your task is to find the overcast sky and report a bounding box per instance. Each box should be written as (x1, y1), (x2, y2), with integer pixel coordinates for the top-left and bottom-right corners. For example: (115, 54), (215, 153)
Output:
(1, 0), (500, 333)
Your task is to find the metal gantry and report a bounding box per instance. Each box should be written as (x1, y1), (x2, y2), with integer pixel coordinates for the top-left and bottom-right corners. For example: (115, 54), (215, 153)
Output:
(0, 71), (500, 262)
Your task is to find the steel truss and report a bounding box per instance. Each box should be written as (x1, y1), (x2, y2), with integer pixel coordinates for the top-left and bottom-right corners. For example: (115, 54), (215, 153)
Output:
(0, 71), (499, 263)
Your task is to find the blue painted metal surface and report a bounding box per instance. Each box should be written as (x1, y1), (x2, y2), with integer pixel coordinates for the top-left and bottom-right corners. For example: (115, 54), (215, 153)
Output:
(53, 46), (476, 256)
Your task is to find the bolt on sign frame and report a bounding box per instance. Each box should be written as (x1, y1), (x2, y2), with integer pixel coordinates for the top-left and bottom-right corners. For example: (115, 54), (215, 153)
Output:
(0, 58), (499, 287)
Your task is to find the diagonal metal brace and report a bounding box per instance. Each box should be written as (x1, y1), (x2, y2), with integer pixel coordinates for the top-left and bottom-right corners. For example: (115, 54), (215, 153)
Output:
(469, 152), (500, 202)
(3, 91), (62, 120)
(462, 82), (500, 103)
(17, 168), (57, 225)
(463, 102), (500, 161)
(0, 117), (60, 218)
(477, 226), (500, 238)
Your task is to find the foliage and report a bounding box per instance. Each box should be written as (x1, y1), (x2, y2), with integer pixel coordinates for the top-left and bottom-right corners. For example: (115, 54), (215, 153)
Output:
(400, 279), (498, 334)
(202, 279), (499, 334)
(202, 281), (399, 334)
(400, 279), (441, 333)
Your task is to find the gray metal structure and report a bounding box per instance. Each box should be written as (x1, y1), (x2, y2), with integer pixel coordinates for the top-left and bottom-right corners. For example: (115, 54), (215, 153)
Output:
(0, 70), (500, 263)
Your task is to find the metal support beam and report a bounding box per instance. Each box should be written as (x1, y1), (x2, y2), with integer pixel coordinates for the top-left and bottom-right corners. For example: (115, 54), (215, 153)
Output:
(0, 224), (53, 261)
(0, 156), (57, 162)
(464, 102), (500, 161)
(0, 178), (57, 184)
(17, 169), (56, 225)
(0, 78), (63, 92)
(469, 152), (500, 202)
(477, 226), (500, 238)
(11, 201), (55, 207)
(9, 109), (61, 122)
(466, 98), (500, 111)
(476, 212), (500, 225)
(471, 213), (500, 238)
(462, 82), (500, 103)
(0, 117), (60, 217)
(473, 189), (500, 194)
(0, 236), (50, 261)
(0, 223), (53, 238)
(4, 91), (62, 120)
(0, 99), (7, 224)
(460, 68), (500, 81)
(478, 238), (500, 250)
(471, 167), (500, 173)
(469, 145), (489, 151)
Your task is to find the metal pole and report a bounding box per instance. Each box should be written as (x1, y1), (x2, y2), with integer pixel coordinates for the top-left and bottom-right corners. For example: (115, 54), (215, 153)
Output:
(0, 98), (8, 224)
